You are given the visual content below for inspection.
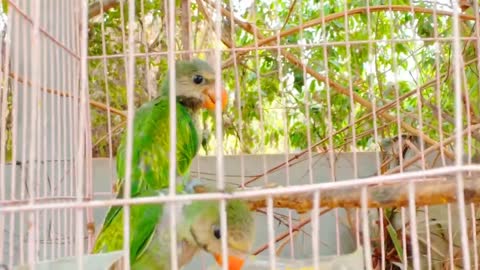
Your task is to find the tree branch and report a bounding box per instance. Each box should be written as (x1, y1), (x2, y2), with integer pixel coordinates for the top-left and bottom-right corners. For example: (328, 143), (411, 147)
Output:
(243, 175), (480, 213)
(8, 70), (127, 118)
(180, 0), (192, 60)
(89, 0), (119, 19)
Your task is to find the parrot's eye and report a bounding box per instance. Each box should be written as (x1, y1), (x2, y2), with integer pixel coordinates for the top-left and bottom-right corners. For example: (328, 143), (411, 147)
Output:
(193, 74), (204, 85)
(213, 226), (221, 239)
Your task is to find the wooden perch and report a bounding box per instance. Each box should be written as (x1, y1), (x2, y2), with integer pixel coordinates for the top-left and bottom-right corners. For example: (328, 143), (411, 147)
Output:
(218, 175), (480, 213)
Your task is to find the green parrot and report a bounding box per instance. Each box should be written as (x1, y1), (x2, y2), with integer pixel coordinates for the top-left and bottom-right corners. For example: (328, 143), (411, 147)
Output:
(115, 58), (228, 196)
(92, 183), (255, 270)
(99, 58), (228, 241)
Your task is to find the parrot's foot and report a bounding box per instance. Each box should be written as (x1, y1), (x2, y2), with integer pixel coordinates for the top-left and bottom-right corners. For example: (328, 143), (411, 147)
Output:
(184, 178), (207, 193)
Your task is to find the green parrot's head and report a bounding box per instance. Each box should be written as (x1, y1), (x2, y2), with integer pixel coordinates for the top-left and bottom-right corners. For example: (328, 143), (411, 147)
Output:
(161, 59), (228, 112)
(186, 199), (255, 270)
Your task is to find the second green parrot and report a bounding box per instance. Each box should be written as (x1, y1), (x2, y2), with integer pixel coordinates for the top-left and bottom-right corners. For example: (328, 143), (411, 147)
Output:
(92, 184), (255, 270)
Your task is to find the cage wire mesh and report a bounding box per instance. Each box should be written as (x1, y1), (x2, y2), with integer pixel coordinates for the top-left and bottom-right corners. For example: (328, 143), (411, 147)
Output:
(1, 0), (480, 269)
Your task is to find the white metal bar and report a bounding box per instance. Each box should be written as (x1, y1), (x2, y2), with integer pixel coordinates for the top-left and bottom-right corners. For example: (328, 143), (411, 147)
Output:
(471, 203), (478, 269)
(452, 0), (471, 268)
(35, 210), (40, 261)
(401, 207), (407, 269)
(319, 0), (340, 255)
(0, 0), (9, 264)
(423, 206), (432, 270)
(251, 2), (268, 188)
(311, 191), (320, 270)
(120, 0), (137, 268)
(344, 0), (358, 180)
(474, 0), (480, 180)
(67, 0), (75, 259)
(66, 44), (73, 259)
(68, 208), (72, 256)
(69, 0), (77, 202)
(166, 0), (178, 269)
(274, 27), (295, 258)
(226, 0), (246, 188)
(365, 0), (381, 177)
(219, 199), (228, 270)
(48, 1), (57, 255)
(7, 7), (19, 266)
(97, 0), (114, 189)
(297, 0), (316, 257)
(299, 0), (313, 188)
(18, 1), (29, 263)
(8, 212), (15, 269)
(425, 3), (443, 270)
(40, 34), (48, 261)
(82, 1), (95, 252)
(406, 2), (425, 269)
(139, 0), (152, 100)
(355, 209), (360, 249)
(0, 2), (5, 202)
(408, 181), (421, 269)
(74, 0), (89, 267)
(95, 0), (116, 251)
(361, 186), (372, 269)
(378, 209), (385, 270)
(212, 1), (229, 269)
(267, 196), (276, 270)
(28, 0), (41, 267)
(447, 204), (454, 269)
(52, 3), (61, 255)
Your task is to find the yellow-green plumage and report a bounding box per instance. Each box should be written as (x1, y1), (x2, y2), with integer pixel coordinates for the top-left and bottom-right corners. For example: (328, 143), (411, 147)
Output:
(92, 185), (255, 270)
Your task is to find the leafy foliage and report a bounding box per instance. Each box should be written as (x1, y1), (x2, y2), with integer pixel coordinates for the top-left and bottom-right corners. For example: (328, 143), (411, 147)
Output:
(85, 0), (478, 159)
(0, 1), (478, 160)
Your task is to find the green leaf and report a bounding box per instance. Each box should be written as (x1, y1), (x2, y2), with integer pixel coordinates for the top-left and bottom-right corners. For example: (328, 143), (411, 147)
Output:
(386, 222), (404, 264)
(2, 0), (7, 13)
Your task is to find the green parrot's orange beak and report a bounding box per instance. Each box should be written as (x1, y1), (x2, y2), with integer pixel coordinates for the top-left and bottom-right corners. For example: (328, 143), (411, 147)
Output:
(202, 87), (228, 112)
(213, 253), (245, 270)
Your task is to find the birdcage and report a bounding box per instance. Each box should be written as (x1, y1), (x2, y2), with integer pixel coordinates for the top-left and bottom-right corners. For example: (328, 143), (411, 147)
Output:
(1, 0), (480, 270)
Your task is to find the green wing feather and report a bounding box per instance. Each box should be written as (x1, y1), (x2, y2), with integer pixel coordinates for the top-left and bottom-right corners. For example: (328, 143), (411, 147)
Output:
(92, 188), (197, 269)
(116, 96), (199, 193)
(100, 96), (199, 230)
(92, 190), (164, 263)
